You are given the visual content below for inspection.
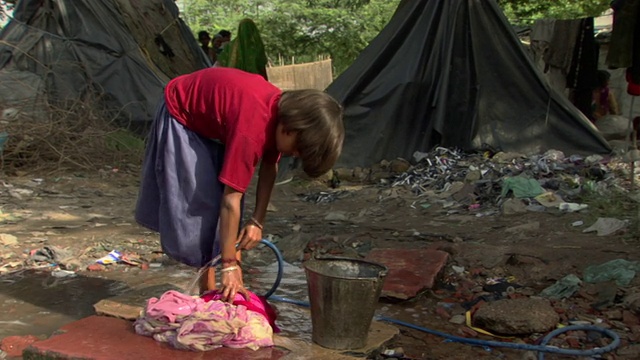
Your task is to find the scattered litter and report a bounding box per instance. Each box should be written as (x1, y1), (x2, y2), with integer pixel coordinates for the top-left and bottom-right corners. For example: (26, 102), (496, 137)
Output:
(571, 220), (584, 227)
(583, 218), (628, 236)
(51, 269), (77, 278)
(299, 190), (351, 203)
(29, 246), (73, 264)
(534, 192), (564, 207)
(96, 250), (122, 265)
(584, 259), (640, 287)
(539, 274), (582, 299)
(501, 177), (545, 199)
(120, 254), (143, 266)
(559, 202), (588, 212)
(452, 265), (465, 274)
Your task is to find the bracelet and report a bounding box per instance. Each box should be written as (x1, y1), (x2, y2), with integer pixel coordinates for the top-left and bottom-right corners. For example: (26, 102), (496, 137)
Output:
(249, 216), (264, 230)
(220, 266), (239, 273)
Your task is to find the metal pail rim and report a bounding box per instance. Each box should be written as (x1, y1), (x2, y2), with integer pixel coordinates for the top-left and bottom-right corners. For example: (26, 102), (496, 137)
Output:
(303, 257), (389, 280)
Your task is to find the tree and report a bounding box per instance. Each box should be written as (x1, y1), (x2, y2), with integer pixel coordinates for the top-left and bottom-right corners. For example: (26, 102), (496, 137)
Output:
(180, 0), (400, 76)
(497, 0), (612, 23)
(0, 0), (16, 23)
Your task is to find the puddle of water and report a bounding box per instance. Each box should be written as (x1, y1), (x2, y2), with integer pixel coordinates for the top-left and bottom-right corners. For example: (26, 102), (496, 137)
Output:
(244, 261), (313, 342)
(0, 259), (430, 347)
(0, 270), (129, 338)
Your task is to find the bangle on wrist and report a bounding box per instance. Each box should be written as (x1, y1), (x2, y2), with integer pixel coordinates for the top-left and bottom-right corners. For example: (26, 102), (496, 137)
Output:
(220, 266), (239, 273)
(249, 216), (263, 230)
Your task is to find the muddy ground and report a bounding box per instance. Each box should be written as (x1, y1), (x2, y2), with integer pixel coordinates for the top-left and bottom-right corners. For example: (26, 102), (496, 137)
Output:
(1, 165), (640, 359)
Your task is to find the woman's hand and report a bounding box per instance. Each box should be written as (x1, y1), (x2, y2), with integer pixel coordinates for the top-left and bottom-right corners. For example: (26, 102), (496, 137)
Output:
(237, 222), (262, 250)
(220, 267), (250, 302)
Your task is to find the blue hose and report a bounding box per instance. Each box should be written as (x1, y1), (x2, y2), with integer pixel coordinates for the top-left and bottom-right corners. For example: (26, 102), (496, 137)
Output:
(258, 239), (283, 299)
(260, 239), (620, 359)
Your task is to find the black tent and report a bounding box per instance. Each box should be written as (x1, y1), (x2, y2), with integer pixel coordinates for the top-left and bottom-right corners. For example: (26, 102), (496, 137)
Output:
(0, 0), (209, 131)
(326, 0), (612, 168)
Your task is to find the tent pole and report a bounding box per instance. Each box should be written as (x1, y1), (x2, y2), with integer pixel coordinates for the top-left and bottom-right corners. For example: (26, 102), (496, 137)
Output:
(628, 96), (636, 151)
(630, 96), (637, 191)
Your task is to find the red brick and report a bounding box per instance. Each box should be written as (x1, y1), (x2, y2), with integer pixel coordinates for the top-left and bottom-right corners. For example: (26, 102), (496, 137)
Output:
(365, 248), (449, 300)
(457, 326), (478, 338)
(1, 335), (39, 357)
(24, 316), (287, 360)
(435, 306), (451, 320)
(87, 263), (105, 272)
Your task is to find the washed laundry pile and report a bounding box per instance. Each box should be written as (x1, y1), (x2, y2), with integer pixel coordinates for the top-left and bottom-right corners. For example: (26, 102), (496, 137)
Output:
(134, 290), (278, 351)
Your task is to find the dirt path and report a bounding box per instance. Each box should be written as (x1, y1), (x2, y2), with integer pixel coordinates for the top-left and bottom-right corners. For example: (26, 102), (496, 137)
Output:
(1, 167), (639, 359)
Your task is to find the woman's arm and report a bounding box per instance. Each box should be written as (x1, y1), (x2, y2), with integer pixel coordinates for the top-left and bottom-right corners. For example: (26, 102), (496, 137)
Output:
(219, 185), (248, 302)
(237, 161), (277, 250)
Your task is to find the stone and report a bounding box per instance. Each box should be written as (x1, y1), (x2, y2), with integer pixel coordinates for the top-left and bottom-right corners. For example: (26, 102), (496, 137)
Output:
(617, 344), (640, 358)
(449, 314), (466, 325)
(624, 292), (640, 314)
(324, 211), (349, 222)
(501, 199), (527, 215)
(473, 298), (559, 335)
(365, 248), (449, 300)
(0, 233), (18, 246)
(604, 309), (623, 321)
(389, 158), (411, 173)
(277, 233), (309, 264)
(334, 168), (354, 181)
(1, 335), (40, 358)
(94, 284), (183, 320)
(24, 316), (288, 360)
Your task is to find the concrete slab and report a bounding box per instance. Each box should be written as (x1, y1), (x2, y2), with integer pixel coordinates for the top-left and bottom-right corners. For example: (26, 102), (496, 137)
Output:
(366, 248), (449, 299)
(275, 321), (399, 360)
(23, 316), (288, 360)
(22, 315), (397, 360)
(93, 283), (183, 320)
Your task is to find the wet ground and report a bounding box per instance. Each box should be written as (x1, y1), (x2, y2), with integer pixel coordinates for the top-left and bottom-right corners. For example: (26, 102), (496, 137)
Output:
(1, 169), (640, 359)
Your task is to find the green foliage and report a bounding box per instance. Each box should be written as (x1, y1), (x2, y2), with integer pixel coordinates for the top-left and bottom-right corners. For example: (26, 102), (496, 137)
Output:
(180, 0), (612, 76)
(497, 0), (611, 24)
(180, 0), (400, 76)
(0, 0), (16, 22)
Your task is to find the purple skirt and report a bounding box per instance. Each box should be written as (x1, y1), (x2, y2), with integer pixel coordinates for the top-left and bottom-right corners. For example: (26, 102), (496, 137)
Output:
(135, 100), (241, 267)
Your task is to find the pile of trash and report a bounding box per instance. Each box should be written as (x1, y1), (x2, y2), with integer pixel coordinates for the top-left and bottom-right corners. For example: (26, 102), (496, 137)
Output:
(385, 147), (634, 217)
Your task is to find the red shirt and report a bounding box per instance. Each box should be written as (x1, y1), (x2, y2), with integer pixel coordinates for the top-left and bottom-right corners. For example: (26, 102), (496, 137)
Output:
(164, 68), (281, 192)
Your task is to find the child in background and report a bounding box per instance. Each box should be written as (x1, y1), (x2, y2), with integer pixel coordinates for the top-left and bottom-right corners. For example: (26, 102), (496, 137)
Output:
(592, 70), (620, 121)
(135, 67), (344, 302)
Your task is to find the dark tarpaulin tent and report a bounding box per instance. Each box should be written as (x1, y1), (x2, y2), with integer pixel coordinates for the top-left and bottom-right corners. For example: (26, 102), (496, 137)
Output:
(0, 0), (209, 131)
(326, 0), (612, 168)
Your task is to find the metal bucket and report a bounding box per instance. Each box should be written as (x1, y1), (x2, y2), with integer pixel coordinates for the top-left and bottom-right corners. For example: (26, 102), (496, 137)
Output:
(304, 257), (388, 350)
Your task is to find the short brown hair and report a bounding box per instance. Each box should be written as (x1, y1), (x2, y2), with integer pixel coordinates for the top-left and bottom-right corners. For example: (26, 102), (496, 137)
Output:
(278, 90), (344, 177)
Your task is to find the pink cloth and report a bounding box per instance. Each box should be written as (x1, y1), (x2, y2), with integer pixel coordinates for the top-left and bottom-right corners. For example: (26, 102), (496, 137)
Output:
(134, 290), (275, 351)
(201, 290), (280, 333)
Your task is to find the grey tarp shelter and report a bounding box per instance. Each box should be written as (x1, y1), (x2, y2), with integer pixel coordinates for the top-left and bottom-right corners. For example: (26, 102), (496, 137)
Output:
(326, 0), (612, 168)
(0, 0), (209, 131)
